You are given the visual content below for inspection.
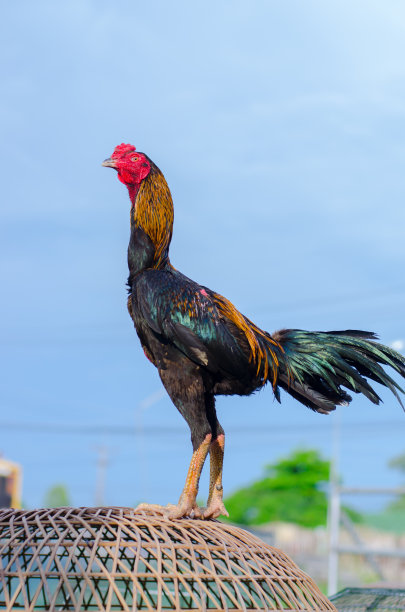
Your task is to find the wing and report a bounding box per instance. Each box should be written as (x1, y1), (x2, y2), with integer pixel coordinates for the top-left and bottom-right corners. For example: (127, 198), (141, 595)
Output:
(132, 269), (251, 378)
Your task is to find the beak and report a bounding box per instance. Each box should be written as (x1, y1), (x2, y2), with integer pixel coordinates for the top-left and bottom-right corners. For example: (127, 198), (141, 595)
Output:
(101, 158), (117, 168)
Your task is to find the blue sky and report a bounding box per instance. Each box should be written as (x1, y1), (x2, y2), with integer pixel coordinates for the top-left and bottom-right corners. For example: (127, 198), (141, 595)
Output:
(1, 1), (405, 512)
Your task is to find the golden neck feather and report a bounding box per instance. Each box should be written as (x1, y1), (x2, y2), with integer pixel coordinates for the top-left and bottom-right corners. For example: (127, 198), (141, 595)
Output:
(133, 165), (174, 267)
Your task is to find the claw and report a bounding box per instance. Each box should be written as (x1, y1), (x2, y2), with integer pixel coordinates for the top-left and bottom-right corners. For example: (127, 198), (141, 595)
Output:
(135, 500), (228, 521)
(202, 500), (229, 520)
(135, 502), (171, 517)
(191, 505), (204, 519)
(168, 501), (201, 520)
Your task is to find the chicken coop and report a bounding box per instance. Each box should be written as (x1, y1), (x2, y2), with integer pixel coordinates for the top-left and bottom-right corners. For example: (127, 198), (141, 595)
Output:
(329, 587), (405, 611)
(0, 506), (336, 611)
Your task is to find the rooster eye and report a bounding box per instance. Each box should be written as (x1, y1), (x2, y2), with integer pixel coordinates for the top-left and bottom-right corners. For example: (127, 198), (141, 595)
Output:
(132, 156), (139, 162)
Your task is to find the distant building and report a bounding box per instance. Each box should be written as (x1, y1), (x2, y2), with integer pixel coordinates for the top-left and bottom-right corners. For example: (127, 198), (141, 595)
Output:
(0, 458), (22, 508)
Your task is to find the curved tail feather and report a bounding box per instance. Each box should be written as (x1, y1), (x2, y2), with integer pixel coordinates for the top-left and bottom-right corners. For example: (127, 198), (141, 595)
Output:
(268, 329), (405, 413)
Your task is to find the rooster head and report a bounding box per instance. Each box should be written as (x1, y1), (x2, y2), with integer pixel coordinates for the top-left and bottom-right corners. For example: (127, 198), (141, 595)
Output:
(102, 143), (151, 189)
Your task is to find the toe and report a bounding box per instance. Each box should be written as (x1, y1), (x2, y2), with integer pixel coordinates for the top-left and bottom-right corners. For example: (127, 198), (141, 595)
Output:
(191, 505), (205, 519)
(168, 503), (192, 520)
(203, 501), (229, 520)
(135, 503), (167, 515)
(168, 502), (207, 520)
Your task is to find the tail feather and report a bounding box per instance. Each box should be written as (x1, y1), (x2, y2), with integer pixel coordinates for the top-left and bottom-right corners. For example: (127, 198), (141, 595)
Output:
(271, 329), (405, 413)
(332, 366), (379, 402)
(277, 376), (341, 414)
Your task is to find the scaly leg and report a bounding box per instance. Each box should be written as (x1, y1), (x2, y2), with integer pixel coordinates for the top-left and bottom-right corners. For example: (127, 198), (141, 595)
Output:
(203, 434), (229, 519)
(168, 433), (212, 519)
(156, 362), (215, 519)
(135, 434), (211, 519)
(135, 433), (227, 520)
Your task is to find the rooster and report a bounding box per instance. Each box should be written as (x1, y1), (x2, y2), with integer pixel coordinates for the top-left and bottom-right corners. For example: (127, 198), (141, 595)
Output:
(102, 143), (405, 520)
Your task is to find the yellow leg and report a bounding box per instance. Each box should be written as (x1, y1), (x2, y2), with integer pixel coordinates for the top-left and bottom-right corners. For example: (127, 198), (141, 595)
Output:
(203, 434), (229, 519)
(168, 433), (212, 519)
(135, 432), (228, 520)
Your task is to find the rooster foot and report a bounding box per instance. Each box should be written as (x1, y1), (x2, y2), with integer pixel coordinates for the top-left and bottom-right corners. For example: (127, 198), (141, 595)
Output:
(135, 501), (205, 520)
(135, 500), (228, 520)
(167, 500), (202, 520)
(202, 499), (229, 520)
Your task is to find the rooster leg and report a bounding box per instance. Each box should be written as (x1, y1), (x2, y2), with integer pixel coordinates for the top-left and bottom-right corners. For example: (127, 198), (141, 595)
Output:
(168, 433), (212, 519)
(158, 362), (216, 519)
(202, 401), (228, 519)
(202, 434), (229, 519)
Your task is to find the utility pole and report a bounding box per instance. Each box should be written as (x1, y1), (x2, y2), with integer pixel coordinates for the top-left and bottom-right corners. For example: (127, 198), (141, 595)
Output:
(95, 445), (109, 507)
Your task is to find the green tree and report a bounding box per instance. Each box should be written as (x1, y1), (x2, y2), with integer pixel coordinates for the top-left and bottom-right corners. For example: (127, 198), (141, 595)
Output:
(44, 484), (71, 508)
(225, 449), (331, 528)
(388, 452), (405, 473)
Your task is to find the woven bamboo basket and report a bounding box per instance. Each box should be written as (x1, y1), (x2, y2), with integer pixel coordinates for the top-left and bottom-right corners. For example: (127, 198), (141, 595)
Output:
(0, 506), (335, 611)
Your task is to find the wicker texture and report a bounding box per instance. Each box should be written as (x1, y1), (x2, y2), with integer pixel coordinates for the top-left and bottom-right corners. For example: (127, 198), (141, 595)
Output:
(0, 506), (335, 611)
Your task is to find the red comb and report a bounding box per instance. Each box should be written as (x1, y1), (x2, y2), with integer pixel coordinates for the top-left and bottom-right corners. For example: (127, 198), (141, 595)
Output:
(111, 143), (136, 159)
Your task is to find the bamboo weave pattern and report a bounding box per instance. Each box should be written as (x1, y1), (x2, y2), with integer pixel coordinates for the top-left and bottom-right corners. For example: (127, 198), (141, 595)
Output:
(0, 506), (335, 611)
